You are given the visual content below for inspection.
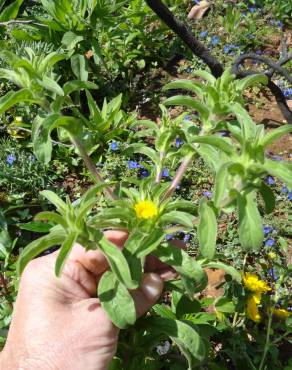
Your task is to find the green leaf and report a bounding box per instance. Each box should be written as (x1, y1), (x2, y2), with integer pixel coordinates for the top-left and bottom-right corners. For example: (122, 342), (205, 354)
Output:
(198, 200), (217, 259)
(98, 271), (136, 329)
(33, 114), (60, 164)
(0, 0), (23, 22)
(34, 211), (68, 230)
(164, 95), (209, 120)
(40, 76), (64, 96)
(18, 221), (54, 233)
(63, 80), (98, 96)
(229, 103), (255, 140)
(175, 295), (201, 319)
(40, 190), (67, 214)
(163, 79), (204, 96)
(201, 261), (241, 283)
(236, 74), (268, 91)
(214, 163), (230, 208)
(215, 297), (235, 313)
(0, 89), (37, 114)
(263, 159), (292, 189)
(62, 31), (84, 49)
(192, 70), (216, 85)
(98, 236), (138, 289)
(258, 182), (276, 214)
(153, 244), (208, 295)
(237, 192), (264, 251)
(261, 125), (292, 148)
(55, 232), (77, 277)
(144, 317), (206, 368)
(17, 226), (66, 275)
(160, 211), (194, 228)
(129, 144), (160, 166)
(71, 54), (88, 81)
(153, 304), (176, 319)
(190, 136), (234, 155)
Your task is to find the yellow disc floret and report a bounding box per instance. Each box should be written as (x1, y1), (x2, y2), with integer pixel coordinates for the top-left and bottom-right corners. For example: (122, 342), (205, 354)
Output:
(273, 308), (291, 319)
(242, 273), (271, 294)
(134, 200), (158, 220)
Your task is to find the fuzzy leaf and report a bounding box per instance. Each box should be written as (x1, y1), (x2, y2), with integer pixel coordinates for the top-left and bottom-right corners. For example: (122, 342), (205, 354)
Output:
(98, 271), (136, 329)
(261, 125), (292, 148)
(263, 159), (292, 189)
(55, 232), (77, 276)
(164, 95), (209, 120)
(198, 200), (217, 259)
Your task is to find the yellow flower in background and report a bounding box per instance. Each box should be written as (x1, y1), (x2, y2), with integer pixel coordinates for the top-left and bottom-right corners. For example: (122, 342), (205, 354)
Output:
(246, 294), (262, 323)
(267, 252), (276, 260)
(242, 273), (271, 294)
(134, 200), (158, 220)
(273, 308), (291, 319)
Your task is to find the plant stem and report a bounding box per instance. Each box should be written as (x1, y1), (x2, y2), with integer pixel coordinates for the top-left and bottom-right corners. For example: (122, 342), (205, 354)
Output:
(161, 154), (193, 202)
(258, 308), (273, 370)
(71, 136), (116, 200)
(155, 151), (165, 183)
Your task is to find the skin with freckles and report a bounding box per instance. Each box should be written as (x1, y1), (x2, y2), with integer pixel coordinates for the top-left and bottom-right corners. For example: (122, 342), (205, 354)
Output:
(0, 230), (177, 370)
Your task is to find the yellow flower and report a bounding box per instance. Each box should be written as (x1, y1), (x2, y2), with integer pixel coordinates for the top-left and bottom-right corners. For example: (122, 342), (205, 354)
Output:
(242, 273), (271, 294)
(246, 294), (262, 323)
(267, 252), (276, 260)
(273, 308), (291, 319)
(134, 200), (158, 220)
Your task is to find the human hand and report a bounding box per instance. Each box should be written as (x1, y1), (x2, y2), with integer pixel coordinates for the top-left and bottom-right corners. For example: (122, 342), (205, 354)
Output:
(1, 231), (168, 370)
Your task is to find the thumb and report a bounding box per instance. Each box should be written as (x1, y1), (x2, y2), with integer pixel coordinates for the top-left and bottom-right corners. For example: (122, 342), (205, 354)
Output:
(131, 273), (164, 318)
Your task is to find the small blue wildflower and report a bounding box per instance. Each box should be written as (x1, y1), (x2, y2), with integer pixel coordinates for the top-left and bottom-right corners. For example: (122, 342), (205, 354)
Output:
(210, 36), (220, 46)
(162, 168), (169, 178)
(6, 154), (16, 166)
(176, 185), (181, 190)
(281, 186), (288, 194)
(288, 306), (292, 312)
(110, 142), (119, 151)
(141, 169), (150, 178)
(203, 191), (212, 198)
(185, 67), (193, 73)
(268, 268), (278, 281)
(248, 6), (257, 13)
(183, 234), (191, 243)
(175, 138), (184, 148)
(270, 19), (283, 29)
(199, 31), (208, 38)
(265, 176), (275, 185)
(265, 238), (275, 247)
(283, 88), (292, 98)
(184, 115), (191, 121)
(166, 234), (174, 241)
(219, 130), (230, 137)
(263, 226), (273, 235)
(288, 192), (292, 201)
(223, 45), (231, 54)
(272, 155), (282, 161)
(128, 161), (142, 169)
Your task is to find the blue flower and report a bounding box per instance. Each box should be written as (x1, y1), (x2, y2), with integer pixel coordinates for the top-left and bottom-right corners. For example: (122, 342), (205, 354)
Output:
(219, 130), (230, 137)
(127, 161), (143, 169)
(166, 234), (173, 240)
(268, 268), (278, 281)
(185, 67), (193, 73)
(281, 186), (288, 194)
(110, 142), (119, 151)
(184, 115), (191, 121)
(175, 138), (184, 148)
(270, 19), (283, 28)
(210, 36), (220, 46)
(265, 238), (275, 247)
(283, 88), (292, 98)
(263, 226), (273, 235)
(265, 176), (275, 185)
(6, 154), (16, 165)
(140, 169), (150, 178)
(203, 191), (212, 198)
(162, 168), (169, 178)
(288, 192), (292, 201)
(248, 6), (257, 13)
(223, 45), (231, 54)
(199, 31), (208, 38)
(272, 155), (282, 161)
(183, 234), (191, 242)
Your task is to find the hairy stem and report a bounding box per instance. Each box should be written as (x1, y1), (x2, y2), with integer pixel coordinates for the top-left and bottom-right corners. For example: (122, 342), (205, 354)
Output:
(258, 308), (273, 370)
(161, 154), (193, 202)
(70, 136), (116, 200)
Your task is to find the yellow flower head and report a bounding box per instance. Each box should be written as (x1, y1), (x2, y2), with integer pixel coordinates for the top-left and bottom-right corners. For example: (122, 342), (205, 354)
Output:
(246, 294), (262, 323)
(267, 252), (276, 260)
(273, 308), (291, 319)
(134, 200), (158, 220)
(242, 273), (271, 294)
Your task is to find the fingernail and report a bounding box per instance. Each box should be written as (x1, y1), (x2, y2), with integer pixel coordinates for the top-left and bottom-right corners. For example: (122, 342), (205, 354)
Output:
(141, 273), (163, 301)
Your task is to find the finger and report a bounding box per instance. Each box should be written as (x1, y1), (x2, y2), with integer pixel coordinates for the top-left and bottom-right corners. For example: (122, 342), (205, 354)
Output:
(131, 273), (163, 318)
(68, 230), (128, 277)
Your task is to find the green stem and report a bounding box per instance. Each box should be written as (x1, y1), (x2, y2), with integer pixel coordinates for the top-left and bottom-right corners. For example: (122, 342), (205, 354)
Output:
(258, 308), (273, 370)
(70, 136), (116, 200)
